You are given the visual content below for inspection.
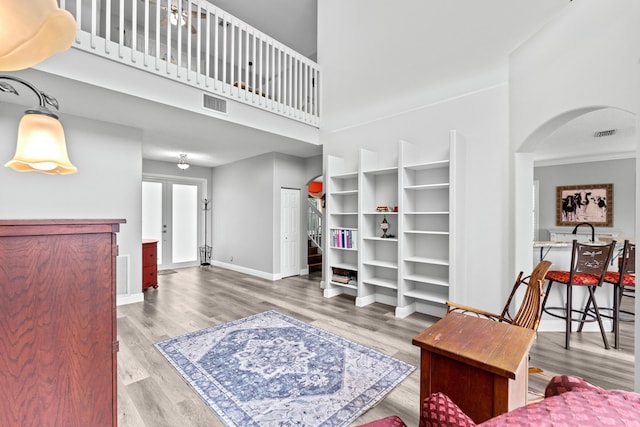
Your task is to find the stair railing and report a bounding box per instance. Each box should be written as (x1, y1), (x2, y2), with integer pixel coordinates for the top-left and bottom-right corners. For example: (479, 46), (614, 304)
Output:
(307, 198), (322, 252)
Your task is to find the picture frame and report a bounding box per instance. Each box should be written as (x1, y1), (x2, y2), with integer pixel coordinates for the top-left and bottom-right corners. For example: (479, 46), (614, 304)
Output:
(556, 183), (613, 227)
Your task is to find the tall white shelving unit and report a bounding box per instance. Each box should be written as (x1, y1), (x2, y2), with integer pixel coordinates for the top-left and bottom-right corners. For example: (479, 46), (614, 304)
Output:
(323, 155), (359, 298)
(357, 149), (399, 308)
(323, 132), (465, 318)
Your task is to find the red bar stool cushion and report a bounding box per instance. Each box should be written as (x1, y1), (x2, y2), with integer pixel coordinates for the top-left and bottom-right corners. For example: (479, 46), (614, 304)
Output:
(604, 271), (635, 286)
(545, 270), (602, 285)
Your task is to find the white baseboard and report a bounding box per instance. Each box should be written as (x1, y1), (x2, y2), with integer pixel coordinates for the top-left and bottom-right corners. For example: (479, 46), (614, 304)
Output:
(395, 304), (416, 319)
(117, 292), (144, 306)
(356, 295), (376, 307)
(212, 260), (278, 281)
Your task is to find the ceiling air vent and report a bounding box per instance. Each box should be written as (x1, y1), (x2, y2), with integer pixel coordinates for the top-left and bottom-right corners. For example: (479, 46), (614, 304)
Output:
(203, 93), (227, 114)
(594, 129), (616, 138)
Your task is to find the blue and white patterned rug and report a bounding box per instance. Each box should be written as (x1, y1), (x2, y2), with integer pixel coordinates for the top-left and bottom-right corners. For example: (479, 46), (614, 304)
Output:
(154, 310), (414, 427)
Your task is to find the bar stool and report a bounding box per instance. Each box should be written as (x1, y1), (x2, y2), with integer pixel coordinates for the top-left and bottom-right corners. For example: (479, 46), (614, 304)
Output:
(579, 240), (635, 348)
(541, 239), (616, 349)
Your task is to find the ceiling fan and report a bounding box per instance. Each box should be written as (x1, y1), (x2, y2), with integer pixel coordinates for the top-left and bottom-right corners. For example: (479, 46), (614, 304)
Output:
(144, 0), (207, 34)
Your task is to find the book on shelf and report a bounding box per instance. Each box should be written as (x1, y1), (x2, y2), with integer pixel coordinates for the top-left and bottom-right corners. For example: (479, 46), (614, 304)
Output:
(330, 228), (358, 249)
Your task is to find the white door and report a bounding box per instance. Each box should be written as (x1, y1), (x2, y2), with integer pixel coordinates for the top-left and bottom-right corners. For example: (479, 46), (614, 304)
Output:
(281, 188), (300, 278)
(142, 178), (203, 269)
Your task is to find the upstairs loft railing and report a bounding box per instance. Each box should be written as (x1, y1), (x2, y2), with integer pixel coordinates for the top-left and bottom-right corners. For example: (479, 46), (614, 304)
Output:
(59, 0), (320, 126)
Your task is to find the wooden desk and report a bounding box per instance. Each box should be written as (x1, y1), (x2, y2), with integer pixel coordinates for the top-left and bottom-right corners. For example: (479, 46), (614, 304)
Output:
(412, 312), (536, 423)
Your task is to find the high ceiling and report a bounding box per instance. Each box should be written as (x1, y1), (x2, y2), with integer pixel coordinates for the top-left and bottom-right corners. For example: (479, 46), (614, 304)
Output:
(21, 1), (635, 167)
(211, 0), (317, 60)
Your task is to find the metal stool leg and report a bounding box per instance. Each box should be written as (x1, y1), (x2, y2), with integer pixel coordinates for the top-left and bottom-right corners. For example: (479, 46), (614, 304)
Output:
(587, 285), (610, 350)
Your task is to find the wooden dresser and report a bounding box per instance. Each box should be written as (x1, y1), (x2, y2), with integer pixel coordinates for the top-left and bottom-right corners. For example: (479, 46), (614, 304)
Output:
(0, 219), (125, 427)
(142, 239), (158, 290)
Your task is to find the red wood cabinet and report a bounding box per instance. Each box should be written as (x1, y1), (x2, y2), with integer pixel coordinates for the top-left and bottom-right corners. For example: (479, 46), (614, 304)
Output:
(142, 239), (158, 290)
(0, 219), (125, 427)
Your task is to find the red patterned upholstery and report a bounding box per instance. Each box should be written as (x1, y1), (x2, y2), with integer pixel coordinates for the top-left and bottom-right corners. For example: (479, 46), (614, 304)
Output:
(364, 376), (640, 427)
(419, 392), (475, 427)
(604, 271), (636, 286)
(544, 374), (602, 398)
(481, 388), (640, 426)
(357, 415), (407, 427)
(545, 270), (602, 285)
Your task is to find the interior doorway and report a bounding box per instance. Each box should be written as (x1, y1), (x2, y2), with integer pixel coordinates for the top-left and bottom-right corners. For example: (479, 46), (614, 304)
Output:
(142, 176), (206, 270)
(281, 187), (301, 278)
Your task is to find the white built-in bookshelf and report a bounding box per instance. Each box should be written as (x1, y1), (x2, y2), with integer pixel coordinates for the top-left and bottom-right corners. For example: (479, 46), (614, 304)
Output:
(323, 131), (465, 318)
(324, 157), (359, 295)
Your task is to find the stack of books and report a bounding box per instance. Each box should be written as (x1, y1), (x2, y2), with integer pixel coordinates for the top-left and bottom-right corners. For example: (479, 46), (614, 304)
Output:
(331, 267), (357, 285)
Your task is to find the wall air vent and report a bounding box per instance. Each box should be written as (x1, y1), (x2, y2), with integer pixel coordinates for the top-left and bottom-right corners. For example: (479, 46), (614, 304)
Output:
(203, 93), (227, 114)
(594, 129), (616, 138)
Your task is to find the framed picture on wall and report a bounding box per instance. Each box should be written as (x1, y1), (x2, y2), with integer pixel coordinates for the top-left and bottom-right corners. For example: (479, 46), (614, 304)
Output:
(556, 183), (613, 227)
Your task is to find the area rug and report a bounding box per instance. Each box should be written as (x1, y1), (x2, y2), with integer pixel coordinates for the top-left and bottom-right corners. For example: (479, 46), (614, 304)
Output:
(154, 310), (414, 427)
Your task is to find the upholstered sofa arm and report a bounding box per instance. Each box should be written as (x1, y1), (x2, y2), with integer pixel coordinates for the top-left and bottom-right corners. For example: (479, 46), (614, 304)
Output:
(360, 376), (639, 427)
(420, 392), (476, 427)
(543, 374), (602, 397)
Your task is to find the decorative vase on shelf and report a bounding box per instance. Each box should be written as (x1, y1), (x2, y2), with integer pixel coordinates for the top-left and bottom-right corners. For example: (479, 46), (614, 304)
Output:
(380, 215), (389, 238)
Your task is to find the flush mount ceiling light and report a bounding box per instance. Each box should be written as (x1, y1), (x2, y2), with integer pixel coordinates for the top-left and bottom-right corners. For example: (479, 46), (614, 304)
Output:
(177, 153), (190, 170)
(0, 0), (76, 71)
(1, 74), (77, 174)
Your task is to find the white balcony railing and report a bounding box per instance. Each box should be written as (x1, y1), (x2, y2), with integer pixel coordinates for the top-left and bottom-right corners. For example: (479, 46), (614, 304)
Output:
(59, 0), (320, 126)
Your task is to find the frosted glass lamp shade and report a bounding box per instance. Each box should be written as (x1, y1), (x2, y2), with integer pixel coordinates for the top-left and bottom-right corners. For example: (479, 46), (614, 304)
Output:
(0, 0), (76, 71)
(177, 154), (190, 170)
(5, 111), (77, 174)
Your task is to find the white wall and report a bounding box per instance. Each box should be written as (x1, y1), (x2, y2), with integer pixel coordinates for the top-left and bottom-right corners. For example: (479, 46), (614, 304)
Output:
(318, 0), (563, 132)
(534, 159), (636, 241)
(0, 103), (143, 304)
(510, 0), (640, 151)
(509, 0), (639, 390)
(211, 153), (274, 276)
(320, 84), (511, 312)
(211, 152), (321, 279)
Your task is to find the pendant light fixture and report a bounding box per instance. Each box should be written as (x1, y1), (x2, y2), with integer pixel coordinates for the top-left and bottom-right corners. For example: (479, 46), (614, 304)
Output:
(1, 74), (77, 174)
(0, 0), (76, 71)
(177, 153), (190, 170)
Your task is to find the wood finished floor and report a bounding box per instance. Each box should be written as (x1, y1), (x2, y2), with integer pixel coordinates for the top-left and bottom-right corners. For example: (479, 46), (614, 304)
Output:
(117, 266), (635, 427)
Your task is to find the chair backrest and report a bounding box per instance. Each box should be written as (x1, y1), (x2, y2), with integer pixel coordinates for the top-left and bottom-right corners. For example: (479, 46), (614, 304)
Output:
(569, 240), (616, 285)
(511, 260), (552, 330)
(619, 240), (636, 277)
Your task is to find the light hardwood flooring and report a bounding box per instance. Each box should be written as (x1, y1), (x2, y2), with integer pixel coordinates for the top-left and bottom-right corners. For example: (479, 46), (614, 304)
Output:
(117, 266), (635, 427)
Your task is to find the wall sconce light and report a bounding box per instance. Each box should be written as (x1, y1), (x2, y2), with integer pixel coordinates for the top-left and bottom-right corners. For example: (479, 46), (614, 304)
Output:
(177, 154), (190, 170)
(0, 74), (76, 174)
(0, 0), (76, 71)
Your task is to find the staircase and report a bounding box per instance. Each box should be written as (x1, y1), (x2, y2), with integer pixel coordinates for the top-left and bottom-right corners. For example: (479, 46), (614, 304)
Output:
(308, 239), (323, 272)
(307, 197), (323, 273)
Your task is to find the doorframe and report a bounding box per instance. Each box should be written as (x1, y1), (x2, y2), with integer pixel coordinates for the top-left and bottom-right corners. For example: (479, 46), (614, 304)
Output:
(143, 173), (208, 270)
(280, 187), (301, 278)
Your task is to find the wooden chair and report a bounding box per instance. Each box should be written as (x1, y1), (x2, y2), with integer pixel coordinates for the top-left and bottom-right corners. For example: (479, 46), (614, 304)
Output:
(579, 240), (635, 349)
(446, 260), (552, 330)
(541, 240), (616, 350)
